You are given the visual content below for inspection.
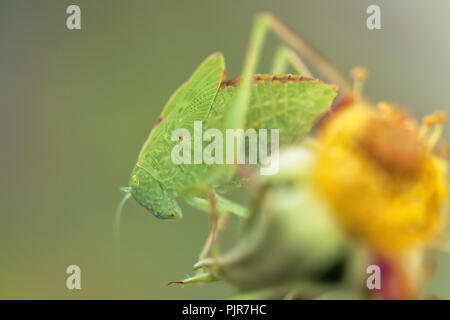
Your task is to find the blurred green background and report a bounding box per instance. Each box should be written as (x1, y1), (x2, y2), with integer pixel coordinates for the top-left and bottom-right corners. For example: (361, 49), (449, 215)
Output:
(1, 0), (450, 299)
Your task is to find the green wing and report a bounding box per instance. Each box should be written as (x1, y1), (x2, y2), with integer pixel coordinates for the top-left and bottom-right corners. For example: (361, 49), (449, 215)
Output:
(175, 74), (338, 191)
(138, 53), (226, 182)
(138, 81), (188, 159)
(215, 75), (337, 143)
(162, 52), (226, 134)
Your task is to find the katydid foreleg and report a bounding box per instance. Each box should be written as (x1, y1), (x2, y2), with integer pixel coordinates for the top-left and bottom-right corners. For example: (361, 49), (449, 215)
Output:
(185, 195), (248, 218)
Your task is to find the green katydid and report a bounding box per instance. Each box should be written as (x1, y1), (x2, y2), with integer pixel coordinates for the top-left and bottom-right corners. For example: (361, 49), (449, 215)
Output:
(115, 13), (347, 255)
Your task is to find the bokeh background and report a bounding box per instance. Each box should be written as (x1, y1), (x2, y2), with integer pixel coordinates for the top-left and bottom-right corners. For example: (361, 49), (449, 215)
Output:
(1, 0), (450, 299)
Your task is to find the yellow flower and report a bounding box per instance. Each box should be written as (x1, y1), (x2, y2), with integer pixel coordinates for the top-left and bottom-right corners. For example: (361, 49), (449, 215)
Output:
(312, 101), (448, 255)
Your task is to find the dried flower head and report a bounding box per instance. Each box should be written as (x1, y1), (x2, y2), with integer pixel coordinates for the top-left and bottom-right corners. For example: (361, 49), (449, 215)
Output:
(313, 95), (448, 256)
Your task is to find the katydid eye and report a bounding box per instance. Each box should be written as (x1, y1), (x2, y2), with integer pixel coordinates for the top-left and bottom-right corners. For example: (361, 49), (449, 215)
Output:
(131, 175), (140, 188)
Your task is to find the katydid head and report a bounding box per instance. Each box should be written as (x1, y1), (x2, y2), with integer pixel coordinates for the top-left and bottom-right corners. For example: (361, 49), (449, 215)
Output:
(128, 165), (183, 220)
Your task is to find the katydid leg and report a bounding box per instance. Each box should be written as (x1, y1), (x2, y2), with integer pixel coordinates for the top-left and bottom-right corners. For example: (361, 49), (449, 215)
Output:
(261, 13), (352, 95)
(227, 12), (354, 134)
(186, 194), (240, 260)
(167, 272), (217, 286)
(185, 195), (248, 218)
(197, 210), (230, 262)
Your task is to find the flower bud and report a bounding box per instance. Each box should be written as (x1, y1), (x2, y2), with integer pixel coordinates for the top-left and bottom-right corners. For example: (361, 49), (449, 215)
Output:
(195, 148), (369, 298)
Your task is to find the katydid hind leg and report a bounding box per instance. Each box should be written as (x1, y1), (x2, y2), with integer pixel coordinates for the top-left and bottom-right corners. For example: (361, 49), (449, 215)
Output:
(271, 46), (312, 77)
(225, 14), (269, 132)
(261, 13), (352, 94)
(226, 12), (346, 132)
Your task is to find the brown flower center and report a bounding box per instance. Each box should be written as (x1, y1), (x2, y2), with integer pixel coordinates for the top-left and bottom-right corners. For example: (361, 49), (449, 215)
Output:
(358, 117), (425, 177)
